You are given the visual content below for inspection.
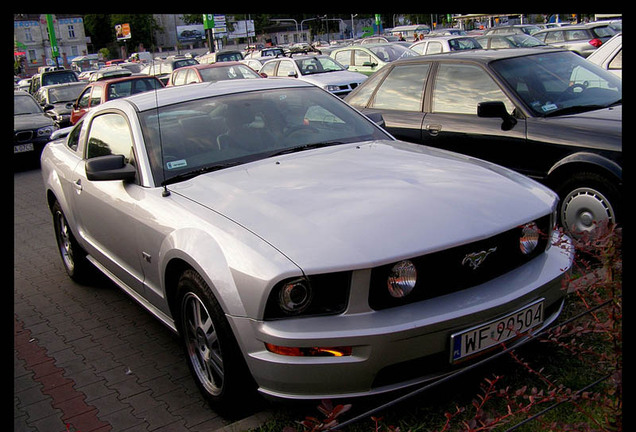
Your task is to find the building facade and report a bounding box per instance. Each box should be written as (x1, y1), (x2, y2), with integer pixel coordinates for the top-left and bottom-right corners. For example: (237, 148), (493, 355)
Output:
(14, 14), (88, 76)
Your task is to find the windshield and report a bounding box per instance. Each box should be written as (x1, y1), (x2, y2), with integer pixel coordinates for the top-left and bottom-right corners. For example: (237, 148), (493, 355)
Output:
(199, 65), (261, 82)
(368, 44), (418, 62)
(48, 84), (86, 103)
(42, 72), (78, 86)
(491, 50), (621, 116)
(295, 56), (345, 75)
(14, 94), (43, 115)
(139, 87), (390, 185)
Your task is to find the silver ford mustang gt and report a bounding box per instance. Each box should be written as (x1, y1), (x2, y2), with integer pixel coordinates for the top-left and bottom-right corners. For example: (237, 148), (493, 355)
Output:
(41, 78), (573, 409)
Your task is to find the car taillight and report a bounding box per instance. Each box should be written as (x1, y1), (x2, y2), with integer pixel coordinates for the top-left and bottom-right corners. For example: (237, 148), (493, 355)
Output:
(589, 38), (603, 48)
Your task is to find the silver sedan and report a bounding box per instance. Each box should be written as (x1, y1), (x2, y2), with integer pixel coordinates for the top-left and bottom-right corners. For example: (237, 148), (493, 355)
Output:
(41, 79), (573, 409)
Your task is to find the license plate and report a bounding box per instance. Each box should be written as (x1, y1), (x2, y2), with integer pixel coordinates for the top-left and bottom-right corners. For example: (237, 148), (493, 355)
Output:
(450, 299), (544, 363)
(14, 143), (34, 153)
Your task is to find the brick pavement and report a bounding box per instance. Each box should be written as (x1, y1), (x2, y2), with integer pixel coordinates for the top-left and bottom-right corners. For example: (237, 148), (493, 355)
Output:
(14, 166), (262, 431)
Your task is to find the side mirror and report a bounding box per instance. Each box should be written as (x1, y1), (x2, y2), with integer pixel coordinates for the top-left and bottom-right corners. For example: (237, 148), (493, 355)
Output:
(85, 154), (136, 182)
(478, 101), (517, 131)
(287, 71), (298, 78)
(365, 112), (386, 129)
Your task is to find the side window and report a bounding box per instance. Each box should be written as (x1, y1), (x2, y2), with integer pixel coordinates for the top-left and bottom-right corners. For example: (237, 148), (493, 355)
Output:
(334, 50), (351, 67)
(345, 66), (391, 108)
(86, 113), (136, 167)
(67, 120), (83, 151)
(354, 50), (372, 66)
(89, 86), (103, 106)
(545, 31), (564, 44)
(186, 69), (200, 83)
(172, 69), (186, 86)
(276, 60), (295, 77)
(370, 64), (430, 111)
(77, 88), (91, 109)
(410, 43), (425, 55)
(608, 48), (622, 70)
(565, 29), (588, 41)
(425, 42), (443, 54)
(432, 63), (514, 115)
(259, 61), (277, 77)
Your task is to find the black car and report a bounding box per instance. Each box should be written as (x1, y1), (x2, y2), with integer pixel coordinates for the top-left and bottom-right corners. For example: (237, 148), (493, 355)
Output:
(345, 48), (621, 236)
(14, 91), (58, 165)
(34, 82), (87, 127)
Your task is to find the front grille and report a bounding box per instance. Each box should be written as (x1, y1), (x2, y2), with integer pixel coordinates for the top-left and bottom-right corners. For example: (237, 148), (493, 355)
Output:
(369, 215), (552, 310)
(15, 131), (34, 143)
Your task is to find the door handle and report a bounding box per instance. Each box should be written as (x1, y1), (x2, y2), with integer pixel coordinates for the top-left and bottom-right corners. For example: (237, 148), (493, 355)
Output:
(425, 124), (442, 136)
(73, 179), (82, 192)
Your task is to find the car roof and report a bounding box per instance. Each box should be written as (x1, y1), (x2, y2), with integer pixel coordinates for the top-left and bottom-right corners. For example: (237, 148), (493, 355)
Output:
(535, 22), (611, 32)
(394, 46), (564, 63)
(90, 75), (162, 87)
(119, 77), (313, 112)
(181, 61), (249, 69)
(40, 82), (87, 89)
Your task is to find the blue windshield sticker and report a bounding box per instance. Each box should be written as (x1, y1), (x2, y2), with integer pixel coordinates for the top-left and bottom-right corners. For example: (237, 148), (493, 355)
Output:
(541, 103), (558, 112)
(166, 160), (187, 169)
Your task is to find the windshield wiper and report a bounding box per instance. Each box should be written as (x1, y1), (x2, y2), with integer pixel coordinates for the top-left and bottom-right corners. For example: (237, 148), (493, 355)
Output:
(268, 141), (344, 157)
(162, 161), (243, 186)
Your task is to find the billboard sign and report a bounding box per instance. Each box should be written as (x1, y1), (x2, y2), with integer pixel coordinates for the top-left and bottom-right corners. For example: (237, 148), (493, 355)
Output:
(115, 23), (131, 41)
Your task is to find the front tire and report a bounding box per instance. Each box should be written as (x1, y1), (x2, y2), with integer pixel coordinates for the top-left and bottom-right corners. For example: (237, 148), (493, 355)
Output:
(557, 172), (619, 237)
(176, 269), (255, 413)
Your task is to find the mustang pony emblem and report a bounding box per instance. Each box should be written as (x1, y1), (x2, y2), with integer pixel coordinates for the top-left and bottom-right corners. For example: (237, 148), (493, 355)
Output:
(462, 247), (497, 270)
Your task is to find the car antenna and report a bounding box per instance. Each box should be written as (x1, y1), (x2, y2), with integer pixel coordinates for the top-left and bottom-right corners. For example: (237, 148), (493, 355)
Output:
(150, 54), (170, 197)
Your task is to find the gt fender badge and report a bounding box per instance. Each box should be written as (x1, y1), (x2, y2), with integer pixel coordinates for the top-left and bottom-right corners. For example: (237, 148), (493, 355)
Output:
(462, 247), (497, 270)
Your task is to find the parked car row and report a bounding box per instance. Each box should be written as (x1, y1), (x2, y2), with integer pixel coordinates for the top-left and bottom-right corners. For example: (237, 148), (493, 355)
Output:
(15, 26), (620, 414)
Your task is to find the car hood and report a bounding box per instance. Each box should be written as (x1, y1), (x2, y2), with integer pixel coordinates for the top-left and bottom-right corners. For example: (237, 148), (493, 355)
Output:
(300, 70), (367, 87)
(169, 140), (557, 273)
(14, 113), (54, 131)
(530, 105), (621, 152)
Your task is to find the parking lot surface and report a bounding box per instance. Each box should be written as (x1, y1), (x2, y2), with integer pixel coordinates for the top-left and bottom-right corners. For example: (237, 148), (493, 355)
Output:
(14, 166), (258, 432)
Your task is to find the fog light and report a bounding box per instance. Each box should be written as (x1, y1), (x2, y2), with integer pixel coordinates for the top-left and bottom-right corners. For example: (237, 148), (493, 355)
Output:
(387, 260), (417, 298)
(279, 279), (312, 314)
(265, 343), (352, 357)
(520, 222), (540, 255)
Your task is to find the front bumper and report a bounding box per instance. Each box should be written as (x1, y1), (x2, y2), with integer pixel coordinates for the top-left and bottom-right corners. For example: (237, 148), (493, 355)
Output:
(229, 234), (574, 400)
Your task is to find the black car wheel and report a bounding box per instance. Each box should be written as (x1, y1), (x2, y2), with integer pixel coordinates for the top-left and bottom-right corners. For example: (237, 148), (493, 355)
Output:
(176, 269), (255, 412)
(52, 200), (91, 282)
(557, 172), (619, 237)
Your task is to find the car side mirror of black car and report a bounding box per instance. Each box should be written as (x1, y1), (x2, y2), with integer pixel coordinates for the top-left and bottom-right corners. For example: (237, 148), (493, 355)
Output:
(365, 112), (386, 129)
(86, 154), (136, 182)
(478, 101), (517, 131)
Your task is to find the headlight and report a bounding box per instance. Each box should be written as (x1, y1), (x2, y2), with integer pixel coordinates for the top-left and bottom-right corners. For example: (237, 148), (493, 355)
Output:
(264, 272), (351, 320)
(387, 260), (417, 298)
(519, 222), (540, 255)
(36, 125), (56, 137)
(278, 278), (313, 315)
(325, 85), (341, 92)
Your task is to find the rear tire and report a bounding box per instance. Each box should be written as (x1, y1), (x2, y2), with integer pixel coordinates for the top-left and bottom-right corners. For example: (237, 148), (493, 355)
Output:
(51, 200), (92, 283)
